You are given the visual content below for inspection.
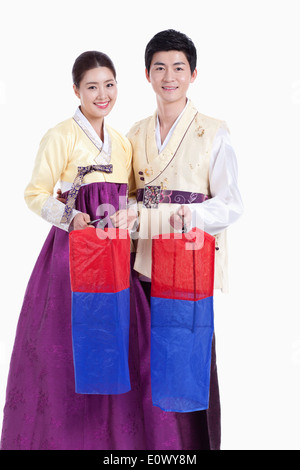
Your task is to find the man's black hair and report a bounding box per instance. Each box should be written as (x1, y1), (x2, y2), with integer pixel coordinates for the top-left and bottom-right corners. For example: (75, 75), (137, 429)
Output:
(145, 29), (197, 74)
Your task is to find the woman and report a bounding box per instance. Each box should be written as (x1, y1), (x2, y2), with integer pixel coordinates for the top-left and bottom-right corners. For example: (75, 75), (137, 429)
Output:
(0, 51), (137, 450)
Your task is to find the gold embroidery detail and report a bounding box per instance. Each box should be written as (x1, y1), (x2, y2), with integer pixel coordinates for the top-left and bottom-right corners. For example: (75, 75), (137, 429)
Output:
(144, 167), (154, 177)
(160, 178), (169, 190)
(195, 126), (205, 137)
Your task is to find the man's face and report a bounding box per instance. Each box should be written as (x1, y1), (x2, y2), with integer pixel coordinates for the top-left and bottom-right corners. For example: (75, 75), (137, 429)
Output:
(146, 50), (197, 106)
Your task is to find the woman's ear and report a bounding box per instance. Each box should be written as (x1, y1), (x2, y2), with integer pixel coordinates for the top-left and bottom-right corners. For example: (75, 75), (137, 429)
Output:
(73, 84), (80, 99)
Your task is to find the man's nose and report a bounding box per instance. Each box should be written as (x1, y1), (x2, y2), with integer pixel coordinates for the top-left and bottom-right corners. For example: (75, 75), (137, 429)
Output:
(163, 68), (175, 81)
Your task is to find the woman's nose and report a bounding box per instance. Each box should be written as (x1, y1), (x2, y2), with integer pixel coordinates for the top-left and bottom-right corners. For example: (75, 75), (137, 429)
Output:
(96, 87), (107, 99)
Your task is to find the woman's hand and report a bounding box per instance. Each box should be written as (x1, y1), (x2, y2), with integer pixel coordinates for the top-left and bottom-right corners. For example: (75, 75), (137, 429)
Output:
(110, 208), (137, 230)
(56, 190), (92, 231)
(72, 212), (93, 230)
(56, 189), (66, 203)
(169, 205), (192, 232)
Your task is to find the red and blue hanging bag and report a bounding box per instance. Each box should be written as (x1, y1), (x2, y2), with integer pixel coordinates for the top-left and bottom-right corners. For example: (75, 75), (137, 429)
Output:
(151, 228), (215, 412)
(69, 227), (131, 394)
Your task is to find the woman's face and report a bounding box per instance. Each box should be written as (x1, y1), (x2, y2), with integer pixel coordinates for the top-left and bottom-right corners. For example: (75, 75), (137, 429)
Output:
(73, 67), (117, 123)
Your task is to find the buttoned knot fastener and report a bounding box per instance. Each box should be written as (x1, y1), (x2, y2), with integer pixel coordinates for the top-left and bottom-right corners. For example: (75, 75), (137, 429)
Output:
(60, 164), (113, 224)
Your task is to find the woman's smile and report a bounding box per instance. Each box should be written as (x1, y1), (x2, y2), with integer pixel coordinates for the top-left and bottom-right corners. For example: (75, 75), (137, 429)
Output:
(94, 101), (110, 109)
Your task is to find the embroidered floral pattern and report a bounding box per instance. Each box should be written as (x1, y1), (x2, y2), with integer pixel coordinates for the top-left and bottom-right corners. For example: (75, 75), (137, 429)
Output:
(160, 190), (173, 204)
(6, 387), (25, 411)
(195, 125), (205, 137)
(144, 168), (153, 177)
(143, 186), (161, 208)
(139, 187), (209, 207)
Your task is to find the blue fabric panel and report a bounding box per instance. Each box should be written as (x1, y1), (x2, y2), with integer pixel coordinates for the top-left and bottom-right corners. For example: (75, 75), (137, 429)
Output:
(150, 296), (214, 412)
(72, 289), (131, 394)
(151, 295), (214, 329)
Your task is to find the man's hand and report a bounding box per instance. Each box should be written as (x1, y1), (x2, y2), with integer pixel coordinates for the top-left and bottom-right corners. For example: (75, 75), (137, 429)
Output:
(110, 208), (137, 230)
(169, 205), (192, 232)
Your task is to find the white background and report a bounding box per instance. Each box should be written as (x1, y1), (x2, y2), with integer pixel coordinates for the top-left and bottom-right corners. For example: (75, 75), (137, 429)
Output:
(0, 0), (300, 451)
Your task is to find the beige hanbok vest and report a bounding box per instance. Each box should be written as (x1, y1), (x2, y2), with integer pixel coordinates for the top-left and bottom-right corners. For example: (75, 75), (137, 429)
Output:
(128, 101), (228, 292)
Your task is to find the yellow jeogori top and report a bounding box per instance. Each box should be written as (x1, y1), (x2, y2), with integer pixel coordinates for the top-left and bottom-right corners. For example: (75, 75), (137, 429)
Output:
(25, 108), (133, 231)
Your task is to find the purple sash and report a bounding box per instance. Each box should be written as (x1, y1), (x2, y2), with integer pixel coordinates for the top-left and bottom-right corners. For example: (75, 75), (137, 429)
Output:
(137, 187), (209, 209)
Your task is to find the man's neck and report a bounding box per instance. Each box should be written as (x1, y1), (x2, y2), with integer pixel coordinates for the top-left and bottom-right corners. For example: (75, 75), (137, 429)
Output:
(156, 98), (188, 144)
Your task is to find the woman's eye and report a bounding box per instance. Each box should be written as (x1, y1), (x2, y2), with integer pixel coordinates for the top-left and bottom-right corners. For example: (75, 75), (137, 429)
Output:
(88, 86), (97, 90)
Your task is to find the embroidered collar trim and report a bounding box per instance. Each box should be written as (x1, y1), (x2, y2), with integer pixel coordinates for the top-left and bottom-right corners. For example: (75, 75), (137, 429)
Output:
(73, 107), (112, 164)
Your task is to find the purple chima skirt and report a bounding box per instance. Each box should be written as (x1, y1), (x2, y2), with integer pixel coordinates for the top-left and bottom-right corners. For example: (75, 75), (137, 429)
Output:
(0, 182), (220, 450)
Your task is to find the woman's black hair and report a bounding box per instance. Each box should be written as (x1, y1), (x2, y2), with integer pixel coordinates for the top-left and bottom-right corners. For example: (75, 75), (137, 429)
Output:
(145, 29), (197, 74)
(72, 51), (116, 88)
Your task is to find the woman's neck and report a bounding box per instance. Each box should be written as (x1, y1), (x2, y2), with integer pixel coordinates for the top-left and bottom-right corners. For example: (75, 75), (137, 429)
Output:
(91, 120), (104, 142)
(79, 106), (104, 141)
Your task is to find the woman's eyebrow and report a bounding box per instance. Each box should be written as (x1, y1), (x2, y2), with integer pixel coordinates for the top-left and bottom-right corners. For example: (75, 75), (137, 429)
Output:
(85, 79), (115, 85)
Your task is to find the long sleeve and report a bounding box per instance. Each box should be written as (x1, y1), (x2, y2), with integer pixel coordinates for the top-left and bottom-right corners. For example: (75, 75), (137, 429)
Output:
(24, 127), (80, 231)
(190, 126), (243, 235)
(123, 137), (137, 213)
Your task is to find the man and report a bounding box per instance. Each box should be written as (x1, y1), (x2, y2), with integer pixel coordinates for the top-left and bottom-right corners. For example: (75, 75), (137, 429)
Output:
(127, 29), (243, 450)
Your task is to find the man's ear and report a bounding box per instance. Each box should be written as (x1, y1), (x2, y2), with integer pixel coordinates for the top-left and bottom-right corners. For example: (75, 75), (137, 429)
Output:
(145, 68), (151, 83)
(190, 68), (197, 84)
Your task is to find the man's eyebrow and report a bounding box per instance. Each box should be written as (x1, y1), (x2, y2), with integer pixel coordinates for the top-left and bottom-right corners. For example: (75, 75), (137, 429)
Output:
(153, 61), (186, 66)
